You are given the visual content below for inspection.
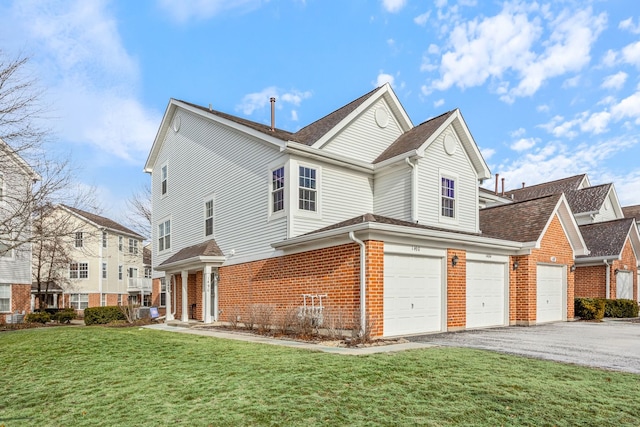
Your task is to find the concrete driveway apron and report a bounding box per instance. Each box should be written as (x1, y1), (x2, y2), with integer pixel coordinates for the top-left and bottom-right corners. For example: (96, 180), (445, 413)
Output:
(408, 320), (640, 374)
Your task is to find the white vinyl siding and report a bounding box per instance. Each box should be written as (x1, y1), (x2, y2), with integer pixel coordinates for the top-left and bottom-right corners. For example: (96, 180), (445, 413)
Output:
(151, 110), (287, 273)
(320, 98), (404, 163)
(417, 128), (479, 233)
(373, 166), (411, 221)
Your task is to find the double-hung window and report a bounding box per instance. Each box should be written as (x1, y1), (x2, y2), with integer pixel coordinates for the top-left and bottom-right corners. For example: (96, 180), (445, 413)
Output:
(102, 262), (107, 279)
(102, 231), (107, 248)
(159, 278), (167, 307)
(158, 219), (171, 252)
(129, 238), (138, 255)
(75, 232), (84, 248)
(441, 177), (456, 219)
(161, 164), (168, 196)
(118, 236), (123, 251)
(101, 294), (106, 307)
(70, 293), (89, 310)
(271, 167), (285, 214)
(0, 284), (10, 312)
(205, 199), (214, 236)
(70, 262), (88, 279)
(118, 265), (123, 281)
(298, 166), (317, 212)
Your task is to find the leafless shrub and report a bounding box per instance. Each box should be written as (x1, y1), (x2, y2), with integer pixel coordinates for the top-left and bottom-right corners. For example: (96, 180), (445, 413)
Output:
(351, 313), (377, 345)
(294, 309), (317, 338)
(252, 304), (274, 334)
(226, 306), (242, 329)
(322, 308), (348, 340)
(118, 301), (136, 324)
(244, 305), (256, 331)
(276, 305), (298, 335)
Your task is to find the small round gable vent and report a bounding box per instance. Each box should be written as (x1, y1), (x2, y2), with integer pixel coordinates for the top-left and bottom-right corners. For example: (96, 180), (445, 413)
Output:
(375, 107), (389, 128)
(173, 115), (181, 133)
(443, 134), (457, 155)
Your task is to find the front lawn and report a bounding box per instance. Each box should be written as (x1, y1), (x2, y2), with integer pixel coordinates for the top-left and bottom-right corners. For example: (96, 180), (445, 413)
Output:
(1, 327), (638, 426)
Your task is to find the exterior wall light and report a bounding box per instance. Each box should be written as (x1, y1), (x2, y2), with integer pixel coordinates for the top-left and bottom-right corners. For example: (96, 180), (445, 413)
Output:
(614, 268), (620, 275)
(570, 264), (576, 273)
(512, 261), (519, 271)
(451, 254), (459, 267)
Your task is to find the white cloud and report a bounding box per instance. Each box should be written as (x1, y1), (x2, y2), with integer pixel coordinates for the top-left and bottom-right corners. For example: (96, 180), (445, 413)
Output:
(6, 0), (160, 163)
(237, 86), (312, 116)
(427, 4), (607, 103)
(510, 127), (526, 138)
(157, 0), (263, 23)
(414, 11), (431, 26)
(510, 137), (537, 151)
(580, 111), (611, 134)
(601, 49), (618, 67)
(480, 147), (495, 160)
(433, 98), (445, 108)
(375, 72), (395, 87)
(601, 72), (627, 90)
(381, 0), (406, 13)
(619, 17), (640, 34)
(537, 104), (550, 113)
(291, 110), (299, 121)
(611, 91), (640, 122)
(621, 41), (640, 68)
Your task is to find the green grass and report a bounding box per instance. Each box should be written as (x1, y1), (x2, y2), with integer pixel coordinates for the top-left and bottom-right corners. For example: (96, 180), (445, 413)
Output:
(1, 327), (639, 426)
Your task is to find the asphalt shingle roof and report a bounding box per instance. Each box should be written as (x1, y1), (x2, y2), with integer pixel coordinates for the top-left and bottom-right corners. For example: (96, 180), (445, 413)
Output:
(623, 205), (640, 222)
(565, 184), (611, 214)
(62, 205), (143, 239)
(479, 194), (562, 242)
(159, 239), (223, 267)
(504, 174), (586, 202)
(577, 218), (634, 258)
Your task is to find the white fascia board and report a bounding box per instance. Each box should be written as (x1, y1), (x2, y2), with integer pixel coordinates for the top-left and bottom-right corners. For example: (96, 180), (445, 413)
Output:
(155, 255), (226, 272)
(144, 99), (175, 173)
(58, 205), (143, 240)
(537, 195), (589, 257)
(372, 150), (422, 172)
(380, 84), (414, 131)
(0, 138), (41, 181)
(283, 141), (373, 174)
(608, 184), (625, 219)
(575, 255), (618, 265)
(627, 223), (640, 262)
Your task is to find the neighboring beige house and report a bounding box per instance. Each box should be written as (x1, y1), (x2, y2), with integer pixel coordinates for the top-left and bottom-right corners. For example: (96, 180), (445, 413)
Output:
(50, 205), (148, 312)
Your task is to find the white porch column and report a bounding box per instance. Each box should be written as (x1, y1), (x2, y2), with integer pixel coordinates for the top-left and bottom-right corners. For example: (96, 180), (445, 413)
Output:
(165, 273), (174, 322)
(181, 270), (189, 322)
(213, 269), (219, 322)
(203, 265), (212, 324)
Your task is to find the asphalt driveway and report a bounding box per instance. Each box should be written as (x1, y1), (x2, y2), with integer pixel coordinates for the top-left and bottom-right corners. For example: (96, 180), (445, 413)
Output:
(408, 320), (640, 374)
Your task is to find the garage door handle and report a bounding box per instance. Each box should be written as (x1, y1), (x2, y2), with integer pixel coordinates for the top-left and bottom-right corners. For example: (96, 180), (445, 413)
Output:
(411, 303), (414, 309)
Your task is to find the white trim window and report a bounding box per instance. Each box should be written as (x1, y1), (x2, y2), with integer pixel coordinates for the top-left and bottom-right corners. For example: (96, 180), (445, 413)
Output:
(298, 166), (317, 212)
(129, 238), (138, 255)
(271, 167), (285, 214)
(117, 294), (122, 305)
(441, 176), (456, 219)
(159, 278), (166, 307)
(102, 231), (108, 248)
(205, 199), (214, 237)
(161, 163), (168, 196)
(75, 232), (84, 248)
(118, 236), (123, 251)
(70, 262), (89, 279)
(102, 262), (107, 279)
(158, 219), (171, 252)
(0, 284), (10, 312)
(101, 294), (106, 307)
(144, 266), (152, 278)
(69, 293), (89, 310)
(118, 265), (123, 281)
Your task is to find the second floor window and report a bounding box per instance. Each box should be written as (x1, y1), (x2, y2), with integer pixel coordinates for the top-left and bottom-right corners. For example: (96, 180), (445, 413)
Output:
(75, 232), (84, 248)
(102, 263), (107, 279)
(69, 262), (88, 279)
(298, 166), (317, 212)
(205, 199), (214, 236)
(119, 236), (123, 251)
(144, 266), (152, 278)
(161, 164), (168, 195)
(441, 177), (456, 218)
(102, 231), (107, 248)
(118, 265), (123, 280)
(271, 167), (285, 213)
(129, 239), (138, 255)
(158, 219), (171, 252)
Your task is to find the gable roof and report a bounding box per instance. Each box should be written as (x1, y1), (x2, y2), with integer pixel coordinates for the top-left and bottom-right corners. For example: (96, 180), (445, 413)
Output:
(577, 218), (638, 260)
(479, 193), (588, 254)
(60, 205), (144, 240)
(0, 138), (41, 181)
(504, 174), (587, 202)
(622, 205), (640, 222)
(565, 184), (612, 214)
(157, 238), (224, 270)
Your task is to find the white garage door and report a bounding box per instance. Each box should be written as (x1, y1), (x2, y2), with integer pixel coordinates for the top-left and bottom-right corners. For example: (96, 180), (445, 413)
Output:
(466, 261), (507, 329)
(537, 265), (564, 323)
(384, 254), (442, 337)
(616, 271), (633, 300)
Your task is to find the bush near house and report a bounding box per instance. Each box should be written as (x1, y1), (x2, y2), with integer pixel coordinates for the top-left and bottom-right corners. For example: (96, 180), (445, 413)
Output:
(574, 298), (605, 320)
(25, 311), (51, 324)
(604, 299), (639, 318)
(84, 306), (126, 325)
(54, 308), (77, 323)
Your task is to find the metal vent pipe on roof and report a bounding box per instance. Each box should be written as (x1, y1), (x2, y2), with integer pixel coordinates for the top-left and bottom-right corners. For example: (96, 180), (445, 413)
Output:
(270, 97), (276, 131)
(501, 177), (505, 196)
(495, 173), (499, 195)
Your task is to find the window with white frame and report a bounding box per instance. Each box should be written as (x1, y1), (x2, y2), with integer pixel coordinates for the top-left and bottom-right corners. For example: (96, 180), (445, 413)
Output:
(298, 166), (317, 211)
(159, 278), (166, 307)
(101, 294), (106, 307)
(69, 262), (88, 279)
(102, 262), (107, 279)
(0, 284), (10, 312)
(102, 231), (107, 248)
(118, 236), (123, 251)
(129, 238), (138, 254)
(144, 266), (152, 278)
(117, 294), (122, 305)
(441, 176), (456, 219)
(271, 167), (285, 213)
(158, 219), (171, 252)
(118, 265), (123, 280)
(69, 293), (88, 310)
(161, 164), (168, 196)
(205, 199), (214, 236)
(143, 294), (151, 307)
(75, 232), (84, 248)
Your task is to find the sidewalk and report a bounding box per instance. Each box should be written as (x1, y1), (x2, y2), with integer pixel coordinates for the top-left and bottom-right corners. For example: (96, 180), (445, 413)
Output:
(143, 323), (433, 355)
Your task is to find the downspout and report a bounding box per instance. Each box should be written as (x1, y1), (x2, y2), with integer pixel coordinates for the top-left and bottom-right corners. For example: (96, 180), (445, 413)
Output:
(405, 158), (418, 223)
(171, 274), (177, 319)
(349, 231), (366, 336)
(604, 260), (611, 299)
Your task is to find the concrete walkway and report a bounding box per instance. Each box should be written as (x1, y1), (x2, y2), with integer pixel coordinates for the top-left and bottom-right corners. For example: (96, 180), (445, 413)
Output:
(143, 323), (432, 355)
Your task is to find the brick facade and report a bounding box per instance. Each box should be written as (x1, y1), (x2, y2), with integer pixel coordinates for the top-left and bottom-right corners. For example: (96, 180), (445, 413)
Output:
(446, 249), (466, 330)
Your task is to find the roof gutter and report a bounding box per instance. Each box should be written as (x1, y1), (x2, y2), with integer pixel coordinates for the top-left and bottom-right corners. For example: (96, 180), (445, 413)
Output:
(348, 232), (367, 337)
(283, 142), (373, 173)
(405, 158), (418, 223)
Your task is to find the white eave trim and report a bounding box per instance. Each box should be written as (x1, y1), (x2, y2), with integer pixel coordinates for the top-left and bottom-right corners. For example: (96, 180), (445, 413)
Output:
(58, 205), (144, 241)
(536, 194), (589, 256)
(156, 255), (226, 272)
(283, 141), (374, 173)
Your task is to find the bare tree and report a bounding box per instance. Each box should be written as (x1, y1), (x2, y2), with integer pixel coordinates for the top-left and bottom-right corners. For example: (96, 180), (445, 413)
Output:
(125, 182), (151, 240)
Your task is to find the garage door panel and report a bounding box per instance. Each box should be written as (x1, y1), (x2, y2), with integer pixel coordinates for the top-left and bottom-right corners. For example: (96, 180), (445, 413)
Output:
(384, 254), (442, 337)
(466, 261), (506, 329)
(537, 265), (564, 323)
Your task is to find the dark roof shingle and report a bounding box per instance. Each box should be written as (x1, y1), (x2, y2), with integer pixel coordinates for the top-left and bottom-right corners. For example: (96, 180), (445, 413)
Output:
(159, 239), (223, 267)
(62, 205), (143, 239)
(504, 174), (586, 202)
(622, 205), (640, 222)
(577, 218), (634, 258)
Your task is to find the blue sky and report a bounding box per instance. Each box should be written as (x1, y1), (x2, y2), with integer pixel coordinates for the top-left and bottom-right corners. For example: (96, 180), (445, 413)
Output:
(1, 0), (639, 224)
